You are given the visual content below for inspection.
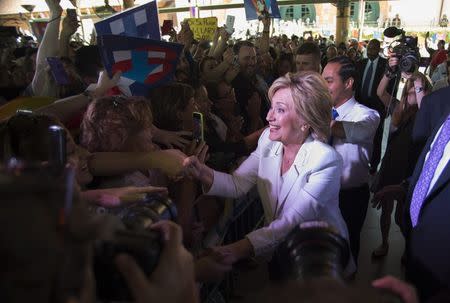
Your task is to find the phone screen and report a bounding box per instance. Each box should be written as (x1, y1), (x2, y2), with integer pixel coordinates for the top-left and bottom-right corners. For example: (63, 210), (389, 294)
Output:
(192, 112), (204, 143)
(46, 57), (70, 85)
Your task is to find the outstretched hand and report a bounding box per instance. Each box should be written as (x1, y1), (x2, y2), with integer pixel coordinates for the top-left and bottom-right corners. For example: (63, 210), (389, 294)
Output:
(152, 127), (192, 149)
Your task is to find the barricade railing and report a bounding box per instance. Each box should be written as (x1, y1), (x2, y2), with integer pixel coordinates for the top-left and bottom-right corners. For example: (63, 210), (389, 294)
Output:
(200, 187), (265, 303)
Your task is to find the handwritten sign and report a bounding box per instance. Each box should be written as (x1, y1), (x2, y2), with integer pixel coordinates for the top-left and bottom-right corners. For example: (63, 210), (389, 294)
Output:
(187, 17), (217, 41)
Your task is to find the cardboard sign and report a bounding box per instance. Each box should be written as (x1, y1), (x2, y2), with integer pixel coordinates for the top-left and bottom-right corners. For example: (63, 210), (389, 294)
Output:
(186, 17), (218, 41)
(98, 35), (183, 96)
(95, 0), (160, 40)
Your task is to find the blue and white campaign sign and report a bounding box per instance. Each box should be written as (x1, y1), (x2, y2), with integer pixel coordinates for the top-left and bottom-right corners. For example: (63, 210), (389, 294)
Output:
(95, 1), (160, 40)
(98, 34), (183, 96)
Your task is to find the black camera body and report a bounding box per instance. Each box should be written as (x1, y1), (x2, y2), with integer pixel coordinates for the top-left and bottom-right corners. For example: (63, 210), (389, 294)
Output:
(92, 193), (177, 302)
(277, 221), (404, 303)
(278, 221), (350, 281)
(93, 229), (161, 301)
(384, 27), (420, 74)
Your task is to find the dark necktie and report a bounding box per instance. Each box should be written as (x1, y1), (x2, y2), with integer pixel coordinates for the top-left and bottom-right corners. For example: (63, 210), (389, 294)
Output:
(362, 60), (374, 99)
(328, 108), (339, 145)
(410, 114), (450, 227)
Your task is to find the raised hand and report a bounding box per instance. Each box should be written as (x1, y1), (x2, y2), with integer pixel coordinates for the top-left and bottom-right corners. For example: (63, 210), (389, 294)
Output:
(61, 13), (80, 37)
(152, 127), (191, 149)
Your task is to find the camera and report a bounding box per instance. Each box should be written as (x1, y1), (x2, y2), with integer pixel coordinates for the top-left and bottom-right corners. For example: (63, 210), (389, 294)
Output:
(277, 221), (404, 303)
(278, 221), (350, 281)
(383, 27), (420, 74)
(91, 193), (177, 301)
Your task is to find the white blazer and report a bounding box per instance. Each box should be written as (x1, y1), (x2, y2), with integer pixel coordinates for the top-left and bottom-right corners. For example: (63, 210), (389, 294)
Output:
(207, 129), (354, 270)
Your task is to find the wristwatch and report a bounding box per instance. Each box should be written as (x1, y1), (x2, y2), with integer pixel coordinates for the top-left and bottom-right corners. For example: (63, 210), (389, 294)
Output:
(415, 86), (424, 93)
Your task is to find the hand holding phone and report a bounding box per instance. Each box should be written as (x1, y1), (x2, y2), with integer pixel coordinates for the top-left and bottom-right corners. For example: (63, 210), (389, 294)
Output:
(192, 112), (204, 143)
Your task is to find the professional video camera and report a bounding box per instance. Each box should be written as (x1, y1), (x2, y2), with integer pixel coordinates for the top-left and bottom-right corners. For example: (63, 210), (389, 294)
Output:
(383, 26), (420, 74)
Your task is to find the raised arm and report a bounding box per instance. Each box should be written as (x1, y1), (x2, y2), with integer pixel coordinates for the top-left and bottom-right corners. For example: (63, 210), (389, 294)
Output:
(36, 71), (120, 122)
(212, 28), (231, 60)
(32, 0), (63, 95)
(256, 16), (271, 55)
(59, 12), (80, 58)
(202, 48), (234, 83)
(89, 149), (189, 179)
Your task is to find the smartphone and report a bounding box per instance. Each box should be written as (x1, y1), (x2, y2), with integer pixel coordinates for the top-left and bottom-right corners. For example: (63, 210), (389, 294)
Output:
(161, 20), (174, 36)
(192, 112), (204, 143)
(225, 15), (235, 35)
(66, 8), (77, 20)
(46, 57), (70, 85)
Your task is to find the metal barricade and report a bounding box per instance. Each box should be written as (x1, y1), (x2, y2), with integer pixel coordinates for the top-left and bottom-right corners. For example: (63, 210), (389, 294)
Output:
(201, 186), (265, 303)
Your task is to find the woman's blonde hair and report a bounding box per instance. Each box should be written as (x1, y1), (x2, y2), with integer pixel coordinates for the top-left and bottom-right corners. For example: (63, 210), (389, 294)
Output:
(268, 72), (332, 142)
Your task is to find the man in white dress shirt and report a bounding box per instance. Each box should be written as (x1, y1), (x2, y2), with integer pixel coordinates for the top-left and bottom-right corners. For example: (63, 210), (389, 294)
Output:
(322, 56), (380, 265)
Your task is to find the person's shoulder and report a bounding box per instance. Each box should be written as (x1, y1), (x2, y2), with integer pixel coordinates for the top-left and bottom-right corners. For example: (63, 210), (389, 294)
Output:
(304, 139), (343, 167)
(353, 99), (380, 117)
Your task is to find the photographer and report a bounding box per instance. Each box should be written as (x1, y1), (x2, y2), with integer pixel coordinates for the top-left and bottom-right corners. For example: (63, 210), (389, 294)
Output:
(371, 53), (431, 258)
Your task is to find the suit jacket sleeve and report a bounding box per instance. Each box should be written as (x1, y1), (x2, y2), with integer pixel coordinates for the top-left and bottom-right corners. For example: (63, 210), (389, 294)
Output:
(246, 148), (343, 257)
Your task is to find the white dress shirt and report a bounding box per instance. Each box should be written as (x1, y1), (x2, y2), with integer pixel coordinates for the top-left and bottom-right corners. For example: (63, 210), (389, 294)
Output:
(332, 97), (380, 189)
(362, 56), (379, 97)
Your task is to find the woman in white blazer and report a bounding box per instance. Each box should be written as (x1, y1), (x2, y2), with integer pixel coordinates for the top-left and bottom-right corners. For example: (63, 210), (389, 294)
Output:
(184, 72), (354, 272)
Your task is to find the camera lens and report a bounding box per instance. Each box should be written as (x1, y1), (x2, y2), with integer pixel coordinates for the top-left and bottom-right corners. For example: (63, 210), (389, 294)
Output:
(279, 221), (350, 281)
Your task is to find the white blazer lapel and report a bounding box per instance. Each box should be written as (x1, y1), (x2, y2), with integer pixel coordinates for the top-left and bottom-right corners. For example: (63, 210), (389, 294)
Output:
(259, 142), (282, 219)
(276, 139), (311, 216)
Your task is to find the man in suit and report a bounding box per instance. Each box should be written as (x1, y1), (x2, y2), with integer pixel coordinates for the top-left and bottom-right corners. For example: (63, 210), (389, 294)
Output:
(355, 39), (397, 174)
(404, 87), (450, 301)
(374, 86), (450, 301)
